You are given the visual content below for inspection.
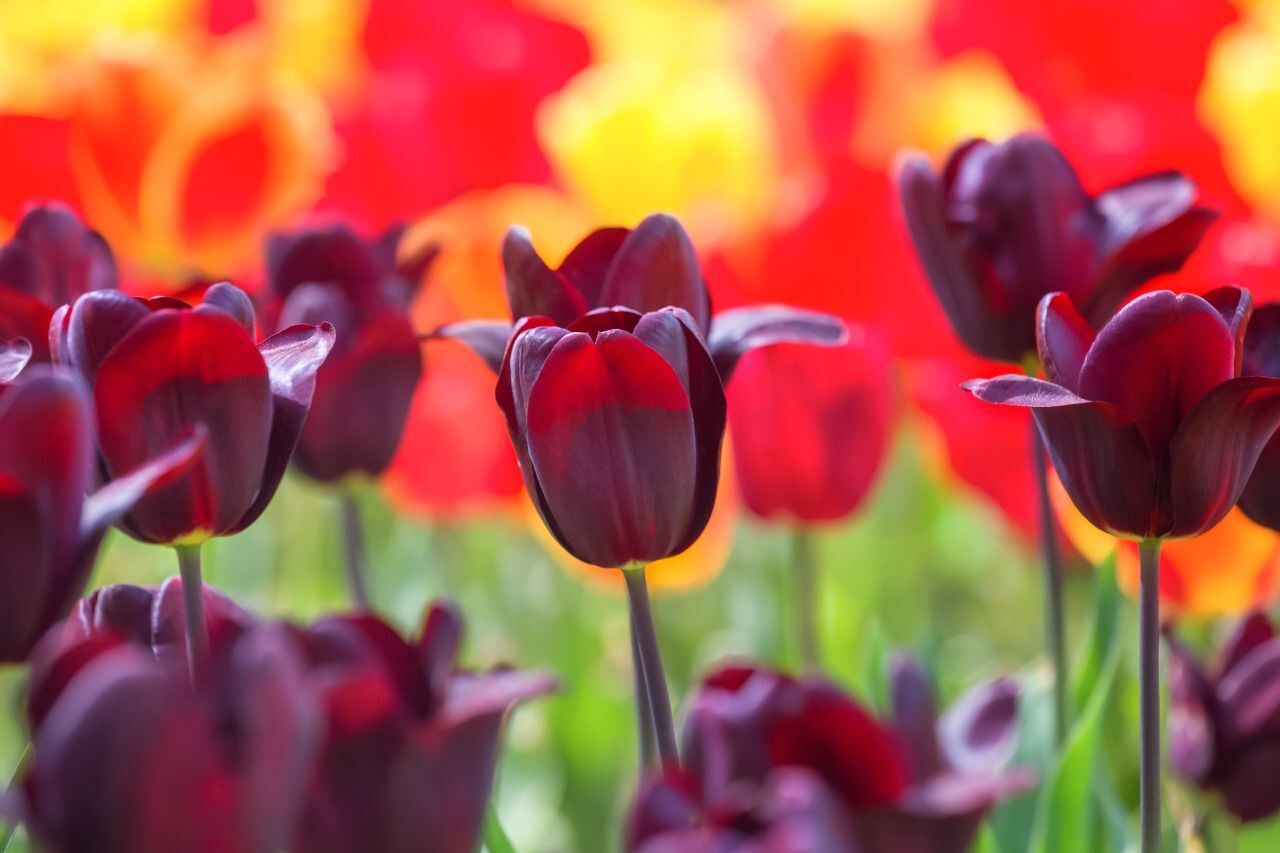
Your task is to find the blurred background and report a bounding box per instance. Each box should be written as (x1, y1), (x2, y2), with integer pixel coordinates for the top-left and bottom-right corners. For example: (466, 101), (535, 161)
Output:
(3, 0), (1280, 849)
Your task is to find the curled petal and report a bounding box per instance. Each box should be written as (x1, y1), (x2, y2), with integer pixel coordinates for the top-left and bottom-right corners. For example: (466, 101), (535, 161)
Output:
(1202, 286), (1252, 373)
(429, 319), (512, 374)
(230, 322), (336, 533)
(65, 290), (151, 382)
(938, 677), (1021, 774)
(502, 225), (585, 325)
(1036, 293), (1093, 391)
(709, 305), (847, 382)
(199, 282), (257, 337)
(0, 337), (31, 382)
(1169, 376), (1280, 538)
(599, 214), (709, 331)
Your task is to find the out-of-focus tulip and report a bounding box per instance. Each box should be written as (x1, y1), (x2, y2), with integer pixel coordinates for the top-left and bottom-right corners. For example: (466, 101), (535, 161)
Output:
(53, 282), (334, 544)
(0, 370), (200, 662)
(1236, 304), (1280, 532)
(22, 582), (318, 853)
(1166, 612), (1280, 823)
(0, 203), (115, 363)
(965, 288), (1280, 540)
(293, 602), (556, 853)
(498, 307), (726, 569)
(727, 332), (893, 524)
(265, 223), (432, 482)
(897, 134), (1216, 364)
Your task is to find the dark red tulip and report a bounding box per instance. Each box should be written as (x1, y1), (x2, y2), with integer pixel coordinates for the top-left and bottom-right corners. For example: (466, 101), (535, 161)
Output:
(964, 288), (1280, 539)
(52, 282), (334, 544)
(22, 610), (320, 853)
(0, 370), (200, 662)
(266, 223), (433, 482)
(293, 602), (556, 853)
(1166, 612), (1280, 823)
(0, 202), (116, 364)
(727, 332), (893, 523)
(897, 134), (1217, 364)
(1236, 304), (1280, 531)
(446, 214), (846, 380)
(498, 307), (726, 568)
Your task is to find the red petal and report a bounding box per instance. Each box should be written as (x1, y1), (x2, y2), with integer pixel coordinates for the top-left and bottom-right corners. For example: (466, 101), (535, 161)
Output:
(599, 215), (709, 332)
(1036, 292), (1093, 391)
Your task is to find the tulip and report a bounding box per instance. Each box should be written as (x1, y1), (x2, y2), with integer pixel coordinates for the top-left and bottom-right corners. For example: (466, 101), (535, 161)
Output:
(1166, 612), (1280, 823)
(965, 287), (1280, 850)
(1236, 303), (1280, 532)
(292, 602), (556, 853)
(726, 332), (894, 669)
(0, 203), (115, 364)
(53, 281), (334, 674)
(0, 369), (200, 663)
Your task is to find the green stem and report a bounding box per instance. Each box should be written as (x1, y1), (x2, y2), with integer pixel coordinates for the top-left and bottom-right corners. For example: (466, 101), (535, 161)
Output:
(483, 804), (518, 853)
(176, 543), (208, 679)
(1028, 392), (1069, 746)
(338, 491), (371, 609)
(630, 608), (657, 772)
(1139, 538), (1163, 852)
(623, 565), (679, 766)
(792, 529), (820, 672)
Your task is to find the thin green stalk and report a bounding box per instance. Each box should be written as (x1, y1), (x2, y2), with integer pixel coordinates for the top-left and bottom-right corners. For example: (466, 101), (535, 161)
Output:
(792, 528), (820, 671)
(175, 543), (208, 679)
(338, 491), (372, 609)
(623, 565), (679, 766)
(1, 743), (31, 852)
(630, 608), (656, 771)
(1139, 538), (1163, 852)
(1027, 387), (1069, 746)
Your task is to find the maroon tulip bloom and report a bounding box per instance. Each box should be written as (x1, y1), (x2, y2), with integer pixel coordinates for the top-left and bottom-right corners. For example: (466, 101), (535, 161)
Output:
(1236, 304), (1280, 530)
(293, 602), (556, 853)
(0, 370), (200, 662)
(266, 224), (434, 482)
(0, 202), (116, 364)
(1166, 612), (1280, 823)
(21, 582), (318, 853)
(52, 282), (334, 544)
(498, 307), (726, 568)
(897, 134), (1216, 363)
(963, 287), (1280, 539)
(727, 333), (893, 523)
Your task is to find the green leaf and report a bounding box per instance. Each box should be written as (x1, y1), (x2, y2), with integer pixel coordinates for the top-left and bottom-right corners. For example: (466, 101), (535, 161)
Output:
(483, 804), (518, 853)
(1240, 814), (1280, 853)
(851, 619), (888, 714)
(1071, 552), (1119, 716)
(973, 822), (1004, 853)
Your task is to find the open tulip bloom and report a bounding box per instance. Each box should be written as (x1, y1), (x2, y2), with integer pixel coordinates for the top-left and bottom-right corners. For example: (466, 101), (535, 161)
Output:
(964, 285), (1280, 849)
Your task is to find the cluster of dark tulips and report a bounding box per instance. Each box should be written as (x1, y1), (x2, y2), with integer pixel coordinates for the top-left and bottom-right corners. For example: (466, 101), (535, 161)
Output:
(3, 131), (1280, 852)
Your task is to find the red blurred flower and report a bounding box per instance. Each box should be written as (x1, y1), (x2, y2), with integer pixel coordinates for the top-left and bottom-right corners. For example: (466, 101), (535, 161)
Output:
(265, 223), (433, 482)
(53, 282), (334, 544)
(727, 333), (893, 524)
(0, 371), (199, 662)
(1166, 612), (1280, 823)
(897, 134), (1216, 364)
(966, 288), (1280, 539)
(0, 203), (115, 363)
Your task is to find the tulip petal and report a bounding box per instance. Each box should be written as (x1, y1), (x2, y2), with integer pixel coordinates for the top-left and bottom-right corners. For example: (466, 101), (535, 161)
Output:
(0, 288), (54, 362)
(888, 655), (943, 780)
(1169, 376), (1280, 537)
(502, 225), (586, 325)
(268, 225), (380, 301)
(1217, 638), (1280, 737)
(1220, 741), (1280, 824)
(709, 305), (848, 381)
(0, 337), (31, 382)
(438, 668), (559, 727)
(0, 475), (52, 661)
(65, 289), (151, 382)
(1202, 286), (1252, 373)
(0, 203), (116, 308)
(151, 578), (256, 668)
(938, 677), (1021, 774)
(417, 601), (464, 707)
(1036, 292), (1093, 391)
(199, 282), (257, 337)
(599, 214), (710, 331)
(557, 226), (629, 305)
(229, 322), (336, 533)
(1165, 633), (1215, 781)
(1243, 304), (1280, 379)
(1218, 612), (1277, 679)
(429, 319), (513, 374)
(1079, 291), (1235, 457)
(525, 329), (698, 567)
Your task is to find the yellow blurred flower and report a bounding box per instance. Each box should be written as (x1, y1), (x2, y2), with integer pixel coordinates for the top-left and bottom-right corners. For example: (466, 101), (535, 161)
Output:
(1052, 473), (1280, 618)
(766, 0), (932, 40)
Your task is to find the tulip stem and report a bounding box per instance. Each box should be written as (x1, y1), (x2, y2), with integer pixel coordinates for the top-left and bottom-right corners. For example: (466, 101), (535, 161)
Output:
(1030, 420), (1069, 746)
(623, 565), (679, 766)
(630, 608), (657, 771)
(1139, 537), (1163, 852)
(175, 543), (208, 680)
(792, 529), (820, 672)
(339, 491), (372, 610)
(1, 743), (31, 851)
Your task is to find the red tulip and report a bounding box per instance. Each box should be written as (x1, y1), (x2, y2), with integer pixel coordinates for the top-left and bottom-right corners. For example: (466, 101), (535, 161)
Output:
(727, 332), (893, 523)
(964, 288), (1280, 539)
(293, 602), (556, 853)
(52, 282), (334, 544)
(897, 134), (1216, 364)
(0, 202), (115, 364)
(266, 223), (433, 482)
(0, 370), (200, 662)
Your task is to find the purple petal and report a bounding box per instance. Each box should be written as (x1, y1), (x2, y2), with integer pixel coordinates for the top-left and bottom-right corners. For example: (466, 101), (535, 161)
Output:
(438, 669), (559, 727)
(1218, 612), (1277, 680)
(1169, 376), (1280, 537)
(887, 654), (943, 780)
(961, 374), (1087, 407)
(557, 226), (629, 305)
(417, 601), (464, 706)
(1243, 303), (1280, 378)
(229, 322), (336, 533)
(267, 224), (380, 301)
(1218, 638), (1280, 738)
(429, 319), (513, 374)
(1165, 633), (1216, 782)
(199, 282), (257, 337)
(502, 225), (586, 325)
(1202, 286), (1252, 373)
(709, 305), (848, 382)
(65, 289), (151, 382)
(939, 677), (1020, 774)
(599, 214), (710, 331)
(1218, 741), (1280, 824)
(0, 202), (116, 307)
(1036, 292), (1093, 391)
(0, 337), (32, 382)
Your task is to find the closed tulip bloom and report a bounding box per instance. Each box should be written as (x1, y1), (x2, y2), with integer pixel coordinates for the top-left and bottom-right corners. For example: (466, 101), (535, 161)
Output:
(0, 203), (115, 364)
(964, 287), (1280, 539)
(727, 332), (893, 523)
(498, 307), (726, 568)
(1166, 612), (1280, 822)
(266, 224), (433, 482)
(897, 134), (1216, 363)
(0, 371), (199, 662)
(1236, 304), (1280, 531)
(52, 282), (334, 544)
